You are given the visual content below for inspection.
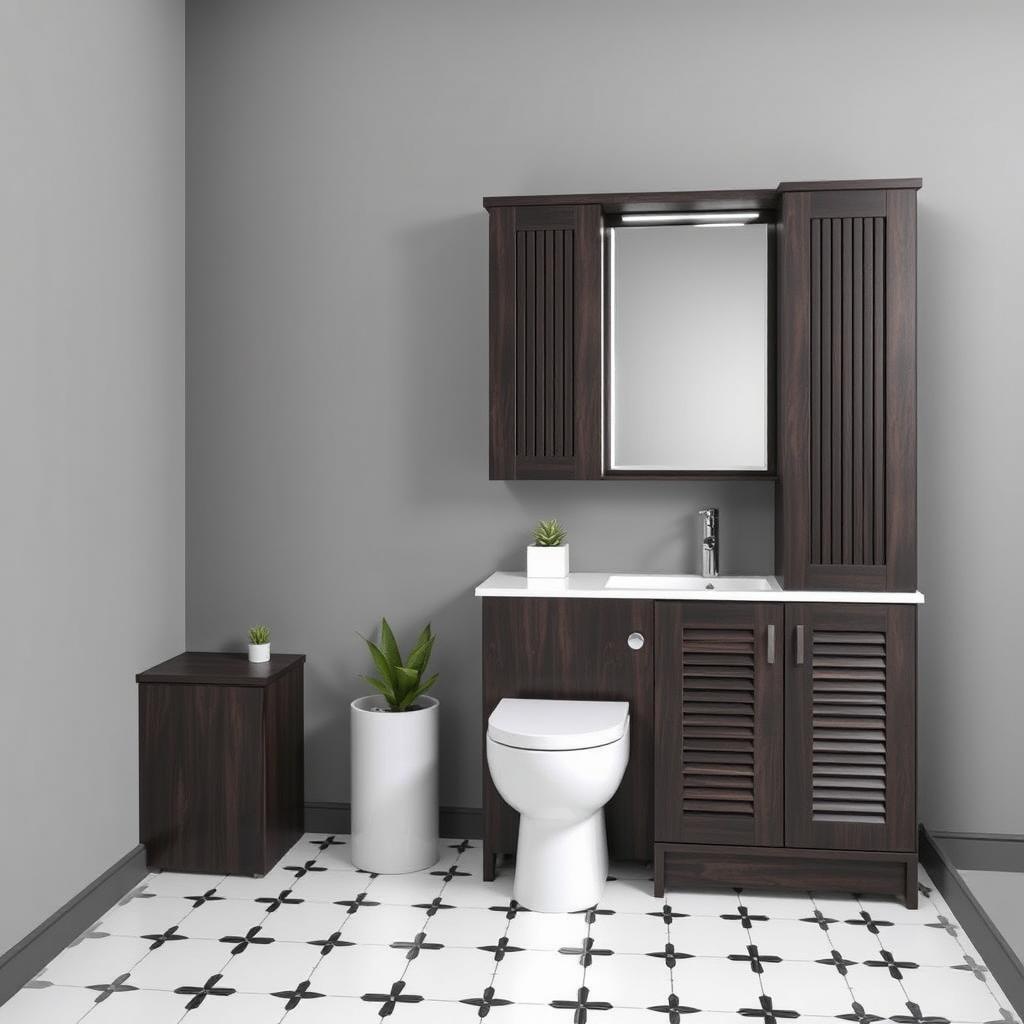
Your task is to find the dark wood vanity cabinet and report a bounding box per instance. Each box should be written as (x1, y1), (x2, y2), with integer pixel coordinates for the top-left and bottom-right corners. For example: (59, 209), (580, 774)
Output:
(776, 184), (919, 591)
(483, 595), (917, 905)
(482, 597), (654, 877)
(654, 600), (917, 905)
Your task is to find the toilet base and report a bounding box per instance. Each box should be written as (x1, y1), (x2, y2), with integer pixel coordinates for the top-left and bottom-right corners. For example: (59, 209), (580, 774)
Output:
(513, 810), (609, 913)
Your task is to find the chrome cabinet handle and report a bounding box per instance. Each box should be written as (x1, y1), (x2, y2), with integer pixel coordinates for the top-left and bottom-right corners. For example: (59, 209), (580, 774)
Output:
(767, 624), (776, 665)
(627, 632), (645, 651)
(795, 625), (805, 665)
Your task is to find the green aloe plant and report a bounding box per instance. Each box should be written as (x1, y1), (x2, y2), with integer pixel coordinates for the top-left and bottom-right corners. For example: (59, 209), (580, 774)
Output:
(248, 624), (271, 645)
(359, 618), (438, 711)
(532, 518), (567, 547)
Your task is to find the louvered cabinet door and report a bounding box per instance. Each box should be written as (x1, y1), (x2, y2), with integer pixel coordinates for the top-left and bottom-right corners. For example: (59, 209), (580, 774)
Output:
(784, 604), (916, 852)
(777, 186), (917, 591)
(655, 602), (784, 846)
(488, 204), (602, 479)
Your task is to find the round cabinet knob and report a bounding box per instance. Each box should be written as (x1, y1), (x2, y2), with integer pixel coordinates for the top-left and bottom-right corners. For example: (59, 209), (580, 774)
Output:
(627, 632), (645, 651)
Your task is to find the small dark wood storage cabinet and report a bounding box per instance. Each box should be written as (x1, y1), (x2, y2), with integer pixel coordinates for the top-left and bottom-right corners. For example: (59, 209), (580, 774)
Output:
(138, 652), (305, 876)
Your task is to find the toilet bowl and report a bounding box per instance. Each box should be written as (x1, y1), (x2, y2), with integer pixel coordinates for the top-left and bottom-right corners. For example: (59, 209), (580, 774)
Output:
(486, 697), (630, 913)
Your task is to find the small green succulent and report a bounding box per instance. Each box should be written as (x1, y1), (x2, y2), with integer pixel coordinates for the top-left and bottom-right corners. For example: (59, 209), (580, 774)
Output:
(532, 518), (567, 547)
(248, 625), (271, 645)
(359, 618), (439, 712)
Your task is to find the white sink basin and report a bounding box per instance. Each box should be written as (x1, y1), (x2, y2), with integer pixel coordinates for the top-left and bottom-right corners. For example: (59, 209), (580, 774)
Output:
(604, 573), (777, 592)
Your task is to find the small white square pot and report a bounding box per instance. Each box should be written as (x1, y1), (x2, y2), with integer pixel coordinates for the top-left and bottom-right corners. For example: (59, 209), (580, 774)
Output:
(527, 543), (569, 578)
(248, 642), (271, 663)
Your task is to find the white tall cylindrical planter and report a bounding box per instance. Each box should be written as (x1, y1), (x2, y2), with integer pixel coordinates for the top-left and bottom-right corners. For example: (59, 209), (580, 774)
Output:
(350, 694), (440, 873)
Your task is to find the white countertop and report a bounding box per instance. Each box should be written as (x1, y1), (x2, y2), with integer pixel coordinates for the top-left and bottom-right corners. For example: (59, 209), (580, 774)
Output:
(474, 571), (925, 604)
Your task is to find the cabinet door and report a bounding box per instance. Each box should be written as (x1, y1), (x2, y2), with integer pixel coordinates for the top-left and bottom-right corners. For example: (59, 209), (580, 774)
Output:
(482, 597), (654, 860)
(140, 682), (265, 874)
(785, 603), (916, 852)
(777, 187), (917, 590)
(488, 204), (602, 480)
(655, 602), (784, 846)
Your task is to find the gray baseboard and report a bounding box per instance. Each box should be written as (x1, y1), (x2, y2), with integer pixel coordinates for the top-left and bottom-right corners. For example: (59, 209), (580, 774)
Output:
(920, 826), (1024, 1015)
(928, 830), (1024, 873)
(305, 802), (482, 839)
(0, 844), (147, 1007)
(435, 806), (483, 840)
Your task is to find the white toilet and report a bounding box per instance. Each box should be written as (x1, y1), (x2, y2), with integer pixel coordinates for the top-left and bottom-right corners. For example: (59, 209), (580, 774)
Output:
(486, 697), (630, 913)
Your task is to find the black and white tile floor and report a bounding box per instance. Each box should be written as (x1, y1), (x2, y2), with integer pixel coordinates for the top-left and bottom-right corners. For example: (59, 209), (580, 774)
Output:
(2, 834), (1019, 1023)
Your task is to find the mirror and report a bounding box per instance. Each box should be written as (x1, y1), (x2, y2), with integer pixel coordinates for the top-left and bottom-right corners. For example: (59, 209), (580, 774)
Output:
(608, 222), (769, 472)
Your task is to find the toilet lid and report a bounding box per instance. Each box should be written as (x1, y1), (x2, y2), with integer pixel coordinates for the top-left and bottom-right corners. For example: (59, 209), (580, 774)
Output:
(487, 698), (630, 751)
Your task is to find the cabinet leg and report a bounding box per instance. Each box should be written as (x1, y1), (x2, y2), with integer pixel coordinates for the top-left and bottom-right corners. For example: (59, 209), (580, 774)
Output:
(904, 858), (919, 909)
(653, 847), (665, 899)
(483, 845), (496, 882)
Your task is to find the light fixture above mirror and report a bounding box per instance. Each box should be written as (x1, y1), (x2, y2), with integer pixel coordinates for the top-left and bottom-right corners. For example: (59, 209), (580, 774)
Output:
(617, 211), (762, 226)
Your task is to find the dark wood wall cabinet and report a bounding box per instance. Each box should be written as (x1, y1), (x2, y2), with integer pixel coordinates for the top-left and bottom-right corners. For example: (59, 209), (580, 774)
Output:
(138, 652), (305, 876)
(483, 597), (918, 906)
(485, 179), (920, 591)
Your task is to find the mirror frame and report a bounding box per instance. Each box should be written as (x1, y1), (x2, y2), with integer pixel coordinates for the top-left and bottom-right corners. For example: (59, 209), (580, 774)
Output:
(601, 210), (778, 478)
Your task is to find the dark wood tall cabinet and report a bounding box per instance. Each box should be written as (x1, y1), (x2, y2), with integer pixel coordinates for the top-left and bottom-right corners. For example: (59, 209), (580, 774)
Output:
(776, 183), (919, 591)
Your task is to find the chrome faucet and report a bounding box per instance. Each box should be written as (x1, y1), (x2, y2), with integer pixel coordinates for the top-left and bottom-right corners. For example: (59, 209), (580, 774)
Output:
(698, 508), (719, 578)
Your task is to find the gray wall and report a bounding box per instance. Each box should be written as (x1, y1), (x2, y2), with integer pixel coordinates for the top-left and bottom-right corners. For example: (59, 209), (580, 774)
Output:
(0, 2), (185, 955)
(186, 0), (1024, 833)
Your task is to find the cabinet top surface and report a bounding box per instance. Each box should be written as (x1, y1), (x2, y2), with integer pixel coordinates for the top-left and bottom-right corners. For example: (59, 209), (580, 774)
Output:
(137, 651), (306, 685)
(482, 179), (922, 210)
(474, 572), (924, 605)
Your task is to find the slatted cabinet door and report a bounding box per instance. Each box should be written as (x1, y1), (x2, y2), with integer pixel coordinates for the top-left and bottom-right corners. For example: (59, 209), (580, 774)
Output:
(777, 186), (918, 591)
(784, 603), (916, 852)
(488, 204), (602, 479)
(655, 602), (784, 846)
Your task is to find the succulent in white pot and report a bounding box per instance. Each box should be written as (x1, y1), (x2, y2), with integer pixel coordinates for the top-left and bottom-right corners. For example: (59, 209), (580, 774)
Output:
(527, 518), (569, 578)
(248, 625), (271, 663)
(351, 618), (440, 873)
